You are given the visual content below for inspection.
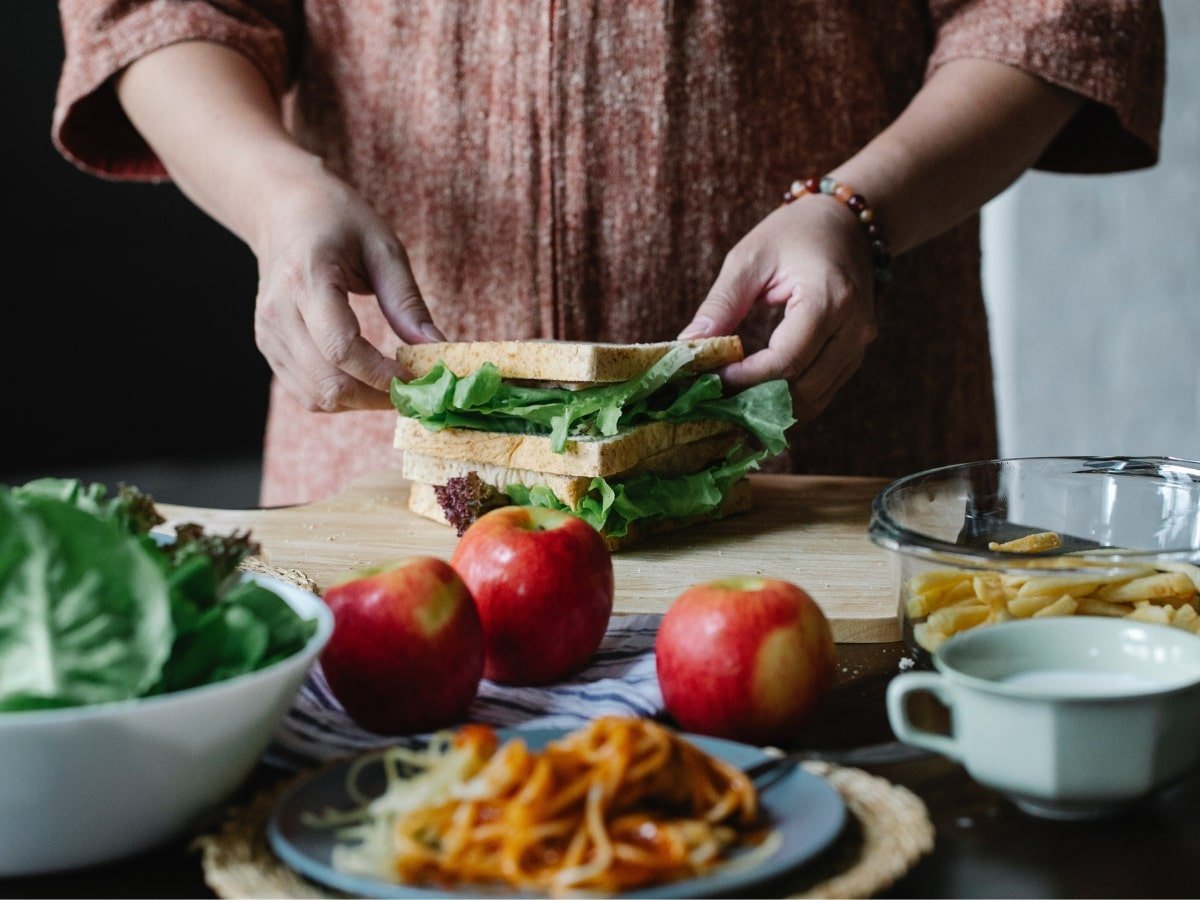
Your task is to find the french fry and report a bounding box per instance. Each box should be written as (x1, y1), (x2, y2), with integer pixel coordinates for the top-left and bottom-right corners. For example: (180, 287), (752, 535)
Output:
(905, 574), (974, 618)
(1172, 604), (1199, 631)
(986, 607), (1014, 625)
(928, 602), (989, 636)
(940, 579), (978, 605)
(1096, 572), (1197, 605)
(907, 570), (973, 596)
(973, 574), (1008, 610)
(1154, 561), (1200, 594)
(1076, 596), (1133, 617)
(1016, 576), (1101, 600)
(905, 557), (1200, 649)
(1031, 595), (1079, 617)
(1008, 592), (1060, 618)
(906, 593), (933, 619)
(988, 531), (1063, 554)
(1130, 594), (1199, 608)
(1000, 574), (1026, 597)
(1125, 602), (1172, 625)
(912, 622), (947, 653)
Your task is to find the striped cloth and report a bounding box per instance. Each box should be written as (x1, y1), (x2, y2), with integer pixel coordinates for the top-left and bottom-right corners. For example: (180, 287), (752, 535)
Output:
(265, 614), (665, 771)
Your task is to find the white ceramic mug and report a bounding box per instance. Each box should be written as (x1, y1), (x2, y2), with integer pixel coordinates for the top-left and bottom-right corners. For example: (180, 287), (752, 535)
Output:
(887, 617), (1200, 820)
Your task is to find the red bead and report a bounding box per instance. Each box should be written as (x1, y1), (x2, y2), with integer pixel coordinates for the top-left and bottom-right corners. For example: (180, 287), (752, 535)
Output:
(804, 177), (821, 194)
(847, 194), (867, 213)
(783, 191), (795, 202)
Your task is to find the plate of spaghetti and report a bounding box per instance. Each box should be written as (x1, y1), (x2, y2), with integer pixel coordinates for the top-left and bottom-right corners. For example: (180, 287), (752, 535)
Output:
(268, 716), (847, 898)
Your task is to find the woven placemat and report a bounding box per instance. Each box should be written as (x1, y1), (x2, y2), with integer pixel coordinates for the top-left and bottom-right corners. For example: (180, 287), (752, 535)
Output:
(238, 557), (320, 593)
(194, 759), (933, 900)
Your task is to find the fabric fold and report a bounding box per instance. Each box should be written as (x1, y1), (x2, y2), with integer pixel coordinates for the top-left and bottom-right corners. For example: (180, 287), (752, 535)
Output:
(266, 613), (665, 771)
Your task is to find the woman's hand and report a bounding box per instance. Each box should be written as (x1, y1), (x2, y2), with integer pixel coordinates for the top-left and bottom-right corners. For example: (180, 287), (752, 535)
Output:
(678, 197), (878, 423)
(114, 42), (446, 413)
(250, 163), (444, 412)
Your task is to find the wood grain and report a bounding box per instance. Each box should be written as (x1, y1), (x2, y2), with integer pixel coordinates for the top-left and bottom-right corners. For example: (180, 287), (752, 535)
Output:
(156, 470), (900, 643)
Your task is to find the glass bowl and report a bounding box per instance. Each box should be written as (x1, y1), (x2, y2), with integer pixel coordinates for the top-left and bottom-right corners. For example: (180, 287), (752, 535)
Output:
(868, 457), (1200, 661)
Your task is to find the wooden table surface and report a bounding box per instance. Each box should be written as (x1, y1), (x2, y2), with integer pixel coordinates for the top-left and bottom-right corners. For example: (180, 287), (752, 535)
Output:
(6, 478), (1198, 897)
(154, 470), (901, 642)
(5, 640), (1198, 899)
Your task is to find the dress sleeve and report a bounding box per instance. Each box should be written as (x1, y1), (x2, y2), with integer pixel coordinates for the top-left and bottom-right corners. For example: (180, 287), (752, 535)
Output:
(926, 0), (1165, 173)
(53, 0), (300, 182)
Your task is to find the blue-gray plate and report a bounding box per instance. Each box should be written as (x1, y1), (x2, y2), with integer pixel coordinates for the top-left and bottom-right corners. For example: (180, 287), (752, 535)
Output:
(267, 727), (848, 899)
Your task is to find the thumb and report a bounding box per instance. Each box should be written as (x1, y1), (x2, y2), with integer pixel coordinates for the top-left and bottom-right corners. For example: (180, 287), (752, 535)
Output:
(677, 247), (763, 340)
(365, 236), (446, 345)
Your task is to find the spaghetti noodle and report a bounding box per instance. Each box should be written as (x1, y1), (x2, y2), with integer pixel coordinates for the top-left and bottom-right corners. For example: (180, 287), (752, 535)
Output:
(320, 716), (761, 894)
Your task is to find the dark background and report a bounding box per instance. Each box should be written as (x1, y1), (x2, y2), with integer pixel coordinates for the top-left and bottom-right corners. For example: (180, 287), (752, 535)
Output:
(2, 2), (270, 504)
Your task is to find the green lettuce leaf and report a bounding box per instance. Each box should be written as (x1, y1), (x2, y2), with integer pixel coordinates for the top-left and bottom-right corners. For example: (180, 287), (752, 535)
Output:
(390, 347), (796, 455)
(12, 477), (164, 535)
(505, 445), (765, 538)
(0, 491), (173, 710)
(664, 378), (796, 456)
(0, 479), (318, 713)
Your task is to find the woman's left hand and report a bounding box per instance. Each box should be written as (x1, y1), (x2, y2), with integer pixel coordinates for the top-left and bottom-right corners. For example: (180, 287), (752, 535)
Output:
(678, 196), (879, 424)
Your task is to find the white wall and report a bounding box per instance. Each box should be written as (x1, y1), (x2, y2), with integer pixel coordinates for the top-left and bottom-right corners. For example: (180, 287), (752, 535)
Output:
(982, 0), (1200, 461)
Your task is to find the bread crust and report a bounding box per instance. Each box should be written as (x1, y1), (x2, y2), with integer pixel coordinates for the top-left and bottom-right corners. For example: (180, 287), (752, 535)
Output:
(396, 336), (743, 382)
(394, 417), (739, 477)
(400, 432), (741, 508)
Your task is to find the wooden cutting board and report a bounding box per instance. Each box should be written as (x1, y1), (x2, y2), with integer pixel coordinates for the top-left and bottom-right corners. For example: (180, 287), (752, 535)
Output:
(156, 469), (899, 642)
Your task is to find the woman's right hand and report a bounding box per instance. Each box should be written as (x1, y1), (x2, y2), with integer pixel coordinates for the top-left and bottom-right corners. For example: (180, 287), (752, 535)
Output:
(112, 41), (444, 413)
(249, 159), (444, 412)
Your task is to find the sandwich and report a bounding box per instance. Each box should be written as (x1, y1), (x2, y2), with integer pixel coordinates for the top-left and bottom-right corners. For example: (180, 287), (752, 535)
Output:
(389, 337), (796, 551)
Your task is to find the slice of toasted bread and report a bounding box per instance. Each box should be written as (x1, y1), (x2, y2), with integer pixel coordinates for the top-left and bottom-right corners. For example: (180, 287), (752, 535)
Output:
(405, 476), (753, 552)
(396, 336), (743, 383)
(407, 480), (456, 526)
(401, 431), (741, 508)
(394, 417), (740, 478)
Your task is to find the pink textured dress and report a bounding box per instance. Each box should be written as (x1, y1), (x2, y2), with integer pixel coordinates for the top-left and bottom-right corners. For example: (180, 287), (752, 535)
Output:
(53, 1), (1164, 507)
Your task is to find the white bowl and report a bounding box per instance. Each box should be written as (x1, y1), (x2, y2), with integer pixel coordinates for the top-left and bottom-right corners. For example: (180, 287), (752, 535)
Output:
(0, 573), (333, 876)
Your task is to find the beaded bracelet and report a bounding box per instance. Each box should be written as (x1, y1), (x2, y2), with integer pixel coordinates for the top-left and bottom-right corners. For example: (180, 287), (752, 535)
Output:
(782, 176), (893, 291)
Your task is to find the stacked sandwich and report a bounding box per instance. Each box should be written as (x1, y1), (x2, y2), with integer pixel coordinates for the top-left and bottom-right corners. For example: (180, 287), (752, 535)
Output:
(390, 338), (795, 550)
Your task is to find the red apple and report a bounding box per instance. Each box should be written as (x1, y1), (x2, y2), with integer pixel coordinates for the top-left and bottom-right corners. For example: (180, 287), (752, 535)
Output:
(655, 576), (835, 746)
(320, 557), (484, 734)
(450, 506), (614, 685)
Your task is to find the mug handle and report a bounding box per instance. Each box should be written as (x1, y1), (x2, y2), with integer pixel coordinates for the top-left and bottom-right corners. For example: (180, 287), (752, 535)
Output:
(886, 672), (961, 762)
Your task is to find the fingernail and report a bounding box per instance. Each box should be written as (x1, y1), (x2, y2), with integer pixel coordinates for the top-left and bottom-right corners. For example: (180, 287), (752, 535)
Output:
(677, 317), (713, 340)
(421, 323), (447, 342)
